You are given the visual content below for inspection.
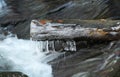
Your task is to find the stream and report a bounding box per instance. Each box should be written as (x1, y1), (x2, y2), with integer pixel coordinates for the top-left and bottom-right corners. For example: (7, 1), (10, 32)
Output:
(0, 0), (53, 77)
(0, 1), (69, 77)
(0, 0), (9, 17)
(0, 36), (53, 77)
(0, 0), (120, 77)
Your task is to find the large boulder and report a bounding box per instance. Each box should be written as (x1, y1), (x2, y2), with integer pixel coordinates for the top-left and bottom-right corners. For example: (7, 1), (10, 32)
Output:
(0, 72), (28, 77)
(49, 41), (120, 77)
(0, 0), (120, 39)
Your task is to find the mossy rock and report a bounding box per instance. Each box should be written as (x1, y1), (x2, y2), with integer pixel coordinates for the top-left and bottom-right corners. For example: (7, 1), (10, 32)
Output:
(0, 72), (28, 77)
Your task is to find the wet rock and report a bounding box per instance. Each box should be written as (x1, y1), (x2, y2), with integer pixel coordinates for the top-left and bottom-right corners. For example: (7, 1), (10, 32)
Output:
(45, 0), (120, 19)
(108, 0), (120, 19)
(49, 42), (120, 77)
(45, 0), (109, 19)
(13, 20), (30, 39)
(0, 0), (120, 77)
(0, 0), (120, 39)
(0, 72), (28, 77)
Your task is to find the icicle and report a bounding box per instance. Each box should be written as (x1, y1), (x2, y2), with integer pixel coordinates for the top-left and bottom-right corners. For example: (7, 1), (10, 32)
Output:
(64, 40), (76, 51)
(70, 40), (76, 51)
(48, 41), (55, 52)
(64, 41), (70, 51)
(35, 40), (76, 52)
(46, 41), (49, 53)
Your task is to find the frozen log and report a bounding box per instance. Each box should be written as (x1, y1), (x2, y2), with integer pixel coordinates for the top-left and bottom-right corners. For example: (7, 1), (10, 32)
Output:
(30, 19), (120, 41)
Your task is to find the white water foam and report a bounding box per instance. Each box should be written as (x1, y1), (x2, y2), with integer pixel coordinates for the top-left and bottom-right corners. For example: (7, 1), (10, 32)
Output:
(0, 0), (6, 9)
(0, 0), (9, 16)
(0, 37), (54, 77)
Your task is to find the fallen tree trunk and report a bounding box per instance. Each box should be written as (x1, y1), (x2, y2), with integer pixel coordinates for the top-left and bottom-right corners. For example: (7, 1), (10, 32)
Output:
(30, 19), (120, 41)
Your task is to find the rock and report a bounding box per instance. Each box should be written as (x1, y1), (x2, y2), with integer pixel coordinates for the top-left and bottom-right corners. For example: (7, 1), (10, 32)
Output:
(13, 20), (30, 39)
(49, 41), (120, 77)
(108, 0), (120, 19)
(0, 0), (120, 39)
(0, 72), (28, 77)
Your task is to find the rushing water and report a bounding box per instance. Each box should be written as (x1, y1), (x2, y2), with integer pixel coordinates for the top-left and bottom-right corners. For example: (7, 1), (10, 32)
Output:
(0, 0), (9, 16)
(0, 0), (6, 9)
(0, 36), (55, 77)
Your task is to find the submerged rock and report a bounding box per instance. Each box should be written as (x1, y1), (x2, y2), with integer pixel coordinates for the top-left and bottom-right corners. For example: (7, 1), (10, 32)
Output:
(0, 72), (28, 77)
(0, 0), (120, 39)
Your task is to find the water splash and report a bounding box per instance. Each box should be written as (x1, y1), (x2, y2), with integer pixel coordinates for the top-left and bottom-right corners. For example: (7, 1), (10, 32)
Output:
(0, 37), (55, 77)
(0, 0), (9, 16)
(0, 0), (6, 9)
